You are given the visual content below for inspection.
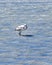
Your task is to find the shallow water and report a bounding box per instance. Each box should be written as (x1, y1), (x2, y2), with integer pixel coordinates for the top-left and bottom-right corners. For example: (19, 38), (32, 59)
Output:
(0, 1), (52, 65)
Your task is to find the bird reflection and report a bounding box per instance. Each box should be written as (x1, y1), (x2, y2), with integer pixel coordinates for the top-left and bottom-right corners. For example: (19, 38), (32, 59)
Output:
(20, 34), (34, 37)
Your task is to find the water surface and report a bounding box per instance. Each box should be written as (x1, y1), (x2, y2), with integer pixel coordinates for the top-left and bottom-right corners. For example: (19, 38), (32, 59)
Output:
(0, 1), (52, 65)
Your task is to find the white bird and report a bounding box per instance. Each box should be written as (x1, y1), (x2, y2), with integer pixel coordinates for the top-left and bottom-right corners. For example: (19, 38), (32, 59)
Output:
(15, 24), (27, 35)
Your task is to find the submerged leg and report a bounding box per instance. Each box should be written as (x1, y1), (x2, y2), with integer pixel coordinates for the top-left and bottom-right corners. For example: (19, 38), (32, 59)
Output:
(19, 31), (21, 36)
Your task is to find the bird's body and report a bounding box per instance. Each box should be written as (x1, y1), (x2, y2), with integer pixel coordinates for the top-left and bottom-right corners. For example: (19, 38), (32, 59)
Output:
(15, 24), (27, 35)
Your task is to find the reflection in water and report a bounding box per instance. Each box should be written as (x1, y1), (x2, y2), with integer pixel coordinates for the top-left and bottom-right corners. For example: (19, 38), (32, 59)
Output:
(20, 34), (34, 37)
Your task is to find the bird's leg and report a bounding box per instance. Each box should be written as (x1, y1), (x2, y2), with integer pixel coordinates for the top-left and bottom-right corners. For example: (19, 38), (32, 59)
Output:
(19, 31), (21, 36)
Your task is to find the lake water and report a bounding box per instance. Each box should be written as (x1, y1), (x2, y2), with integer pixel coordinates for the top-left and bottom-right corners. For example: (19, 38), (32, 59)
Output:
(0, 1), (52, 65)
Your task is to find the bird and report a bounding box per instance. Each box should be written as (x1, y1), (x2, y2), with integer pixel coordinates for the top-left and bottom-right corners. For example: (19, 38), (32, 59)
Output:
(15, 24), (27, 35)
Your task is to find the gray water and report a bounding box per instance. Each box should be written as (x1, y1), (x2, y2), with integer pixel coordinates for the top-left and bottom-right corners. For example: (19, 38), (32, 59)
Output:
(0, 1), (52, 65)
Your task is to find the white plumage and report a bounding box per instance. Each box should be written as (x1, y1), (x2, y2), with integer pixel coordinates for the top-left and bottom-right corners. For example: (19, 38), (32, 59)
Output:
(15, 24), (27, 35)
